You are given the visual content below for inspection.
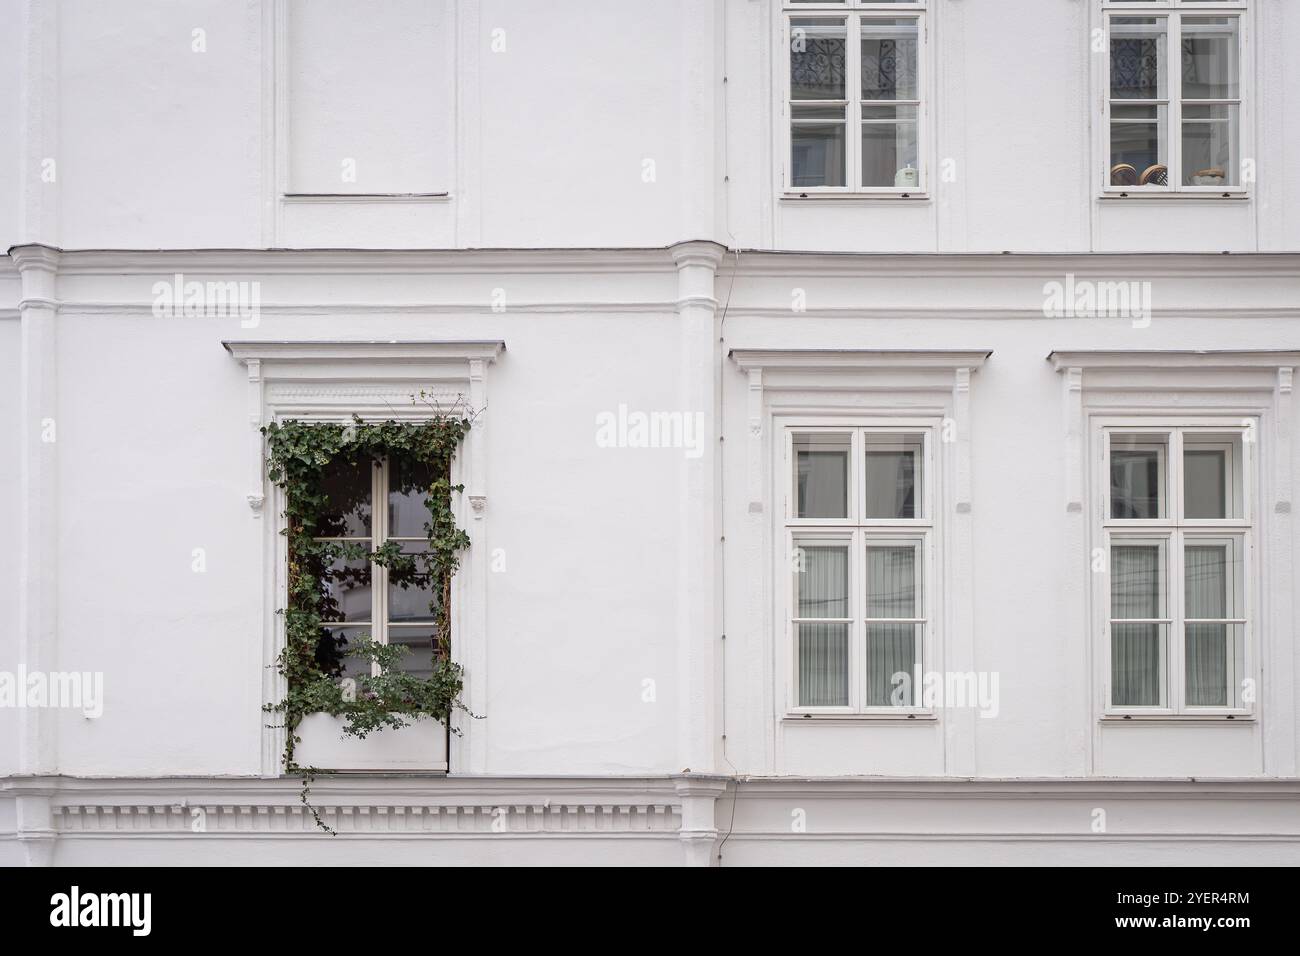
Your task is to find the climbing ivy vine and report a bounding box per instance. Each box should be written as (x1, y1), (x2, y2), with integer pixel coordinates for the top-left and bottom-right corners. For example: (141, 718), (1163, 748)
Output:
(261, 404), (477, 829)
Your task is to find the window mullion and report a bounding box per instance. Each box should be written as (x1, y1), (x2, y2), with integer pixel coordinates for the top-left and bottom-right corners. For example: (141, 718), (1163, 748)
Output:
(1171, 525), (1185, 712)
(1170, 11), (1182, 191)
(848, 13), (861, 191)
(374, 457), (388, 664)
(852, 527), (864, 712)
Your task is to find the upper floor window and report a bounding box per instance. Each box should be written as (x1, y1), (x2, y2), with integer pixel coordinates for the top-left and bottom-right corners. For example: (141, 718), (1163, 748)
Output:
(784, 1), (927, 195)
(1104, 1), (1248, 195)
(1103, 422), (1253, 715)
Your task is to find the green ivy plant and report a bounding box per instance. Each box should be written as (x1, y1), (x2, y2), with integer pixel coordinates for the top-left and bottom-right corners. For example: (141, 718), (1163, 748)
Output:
(261, 403), (478, 831)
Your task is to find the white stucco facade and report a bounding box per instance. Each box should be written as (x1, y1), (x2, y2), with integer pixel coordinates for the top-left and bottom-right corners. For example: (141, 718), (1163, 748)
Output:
(2, 0), (1299, 866)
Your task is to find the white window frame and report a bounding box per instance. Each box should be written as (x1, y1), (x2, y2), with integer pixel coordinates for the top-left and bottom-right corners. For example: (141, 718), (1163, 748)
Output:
(785, 420), (937, 716)
(311, 457), (445, 680)
(1099, 418), (1255, 718)
(780, 1), (930, 198)
(1098, 0), (1253, 199)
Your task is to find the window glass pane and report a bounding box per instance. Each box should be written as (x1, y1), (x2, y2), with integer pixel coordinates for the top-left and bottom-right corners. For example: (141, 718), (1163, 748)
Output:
(866, 543), (918, 618)
(861, 104), (918, 188)
(1181, 103), (1237, 187)
(1181, 17), (1239, 100)
(1110, 433), (1168, 519)
(797, 622), (849, 706)
(860, 19), (918, 101)
(308, 457), (373, 537)
(863, 432), (922, 518)
(315, 554), (373, 623)
(792, 106), (847, 187)
(1184, 432), (1242, 519)
(1110, 104), (1168, 186)
(387, 541), (442, 623)
(388, 627), (439, 680)
(1110, 18), (1168, 99)
(797, 545), (850, 618)
(794, 433), (850, 518)
(790, 18), (846, 100)
(866, 622), (918, 706)
(1110, 541), (1167, 619)
(1112, 622), (1167, 707)
(389, 457), (437, 538)
(1185, 542), (1232, 618)
(317, 625), (372, 681)
(1185, 622), (1242, 707)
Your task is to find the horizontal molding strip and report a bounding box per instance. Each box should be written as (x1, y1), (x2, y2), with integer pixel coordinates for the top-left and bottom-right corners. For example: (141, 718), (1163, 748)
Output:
(4, 246), (1300, 280)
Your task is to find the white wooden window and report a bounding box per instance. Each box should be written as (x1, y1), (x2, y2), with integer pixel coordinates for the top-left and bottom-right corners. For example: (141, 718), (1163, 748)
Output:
(310, 456), (444, 683)
(783, 1), (927, 195)
(1102, 421), (1253, 715)
(786, 423), (935, 714)
(1102, 1), (1249, 195)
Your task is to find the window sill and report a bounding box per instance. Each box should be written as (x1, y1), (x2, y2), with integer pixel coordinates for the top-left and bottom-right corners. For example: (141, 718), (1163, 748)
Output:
(781, 191), (930, 203)
(1101, 713), (1254, 723)
(1097, 191), (1249, 203)
(282, 192), (451, 204)
(785, 712), (938, 723)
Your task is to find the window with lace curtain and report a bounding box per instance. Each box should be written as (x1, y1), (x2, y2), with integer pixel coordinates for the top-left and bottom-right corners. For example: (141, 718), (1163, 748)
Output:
(1104, 1), (1248, 194)
(1104, 423), (1253, 714)
(787, 424), (934, 714)
(783, 1), (927, 194)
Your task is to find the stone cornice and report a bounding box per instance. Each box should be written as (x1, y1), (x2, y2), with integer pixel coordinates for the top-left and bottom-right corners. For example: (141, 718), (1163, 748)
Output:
(1049, 349), (1300, 373)
(223, 339), (505, 365)
(730, 348), (991, 374)
(4, 244), (1299, 281)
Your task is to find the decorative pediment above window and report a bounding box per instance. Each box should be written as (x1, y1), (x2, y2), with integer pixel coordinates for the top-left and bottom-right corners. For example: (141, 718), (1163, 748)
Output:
(729, 349), (992, 410)
(223, 339), (505, 422)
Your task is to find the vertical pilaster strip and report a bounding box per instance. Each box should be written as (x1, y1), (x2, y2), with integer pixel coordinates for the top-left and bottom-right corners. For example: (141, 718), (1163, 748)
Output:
(18, 0), (59, 246)
(1061, 366), (1091, 775)
(671, 241), (725, 775)
(454, 0), (482, 248)
(242, 359), (280, 777)
(946, 367), (976, 776)
(260, 0), (283, 247)
(16, 789), (55, 868)
(465, 357), (489, 773)
(1269, 367), (1296, 775)
(673, 774), (728, 867)
(14, 245), (60, 781)
(745, 369), (773, 771)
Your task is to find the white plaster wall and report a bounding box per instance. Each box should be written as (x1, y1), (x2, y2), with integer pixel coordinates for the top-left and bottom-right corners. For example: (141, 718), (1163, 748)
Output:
(5, 1), (1295, 253)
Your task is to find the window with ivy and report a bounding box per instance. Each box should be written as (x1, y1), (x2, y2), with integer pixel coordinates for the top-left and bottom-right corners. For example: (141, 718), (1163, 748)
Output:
(309, 455), (445, 682)
(263, 416), (474, 772)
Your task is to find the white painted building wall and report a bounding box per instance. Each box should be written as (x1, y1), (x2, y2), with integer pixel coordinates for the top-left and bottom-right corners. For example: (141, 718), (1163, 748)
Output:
(1, 0), (1299, 865)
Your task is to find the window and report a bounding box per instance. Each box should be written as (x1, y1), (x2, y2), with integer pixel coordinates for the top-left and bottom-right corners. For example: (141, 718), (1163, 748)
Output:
(1103, 1), (1246, 193)
(225, 338), (501, 774)
(309, 455), (446, 683)
(784, 1), (926, 194)
(1103, 423), (1252, 714)
(787, 425), (933, 712)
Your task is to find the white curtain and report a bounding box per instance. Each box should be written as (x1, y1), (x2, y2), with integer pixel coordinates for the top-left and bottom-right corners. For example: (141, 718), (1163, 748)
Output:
(1111, 545), (1162, 705)
(1185, 545), (1228, 706)
(798, 547), (849, 706)
(866, 546), (916, 705)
